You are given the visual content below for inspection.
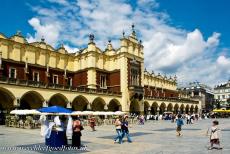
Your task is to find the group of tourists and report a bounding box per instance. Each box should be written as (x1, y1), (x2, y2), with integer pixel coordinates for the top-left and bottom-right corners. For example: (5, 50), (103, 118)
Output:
(172, 113), (222, 150)
(39, 111), (223, 151)
(40, 115), (92, 149)
(114, 115), (132, 144)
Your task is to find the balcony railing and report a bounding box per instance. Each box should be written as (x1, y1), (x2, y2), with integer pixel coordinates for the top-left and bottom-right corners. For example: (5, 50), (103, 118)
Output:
(0, 76), (121, 96)
(144, 95), (199, 104)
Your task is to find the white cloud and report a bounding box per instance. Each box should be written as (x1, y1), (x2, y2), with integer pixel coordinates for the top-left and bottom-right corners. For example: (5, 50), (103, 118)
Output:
(26, 0), (230, 86)
(27, 18), (60, 46)
(63, 45), (79, 53)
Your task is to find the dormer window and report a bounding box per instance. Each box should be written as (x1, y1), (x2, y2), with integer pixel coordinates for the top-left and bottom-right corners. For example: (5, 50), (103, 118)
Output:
(9, 67), (16, 78)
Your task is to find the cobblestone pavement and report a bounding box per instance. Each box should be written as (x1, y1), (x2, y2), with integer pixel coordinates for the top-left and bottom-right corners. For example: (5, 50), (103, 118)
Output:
(0, 118), (230, 154)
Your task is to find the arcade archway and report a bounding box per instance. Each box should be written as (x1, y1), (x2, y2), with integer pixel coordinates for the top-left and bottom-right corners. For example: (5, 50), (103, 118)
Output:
(48, 93), (68, 107)
(20, 91), (44, 109)
(151, 102), (158, 115)
(167, 103), (173, 112)
(72, 95), (89, 111)
(91, 97), (106, 111)
(180, 104), (185, 114)
(130, 99), (140, 114)
(190, 105), (194, 113)
(0, 87), (15, 111)
(185, 105), (190, 114)
(174, 104), (179, 113)
(195, 105), (199, 113)
(159, 103), (166, 114)
(144, 101), (150, 115)
(108, 99), (121, 111)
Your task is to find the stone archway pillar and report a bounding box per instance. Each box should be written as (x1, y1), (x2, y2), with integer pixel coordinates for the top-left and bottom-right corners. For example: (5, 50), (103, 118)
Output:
(42, 100), (48, 107)
(67, 101), (72, 109)
(14, 97), (20, 109)
(87, 103), (91, 110)
(104, 105), (108, 111)
(118, 105), (122, 111)
(157, 107), (160, 116)
(140, 100), (144, 115)
(177, 108), (180, 114)
(148, 107), (151, 115)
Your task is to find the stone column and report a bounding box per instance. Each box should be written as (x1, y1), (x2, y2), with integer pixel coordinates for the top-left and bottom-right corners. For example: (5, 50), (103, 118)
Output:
(13, 97), (20, 109)
(87, 103), (91, 111)
(67, 101), (72, 109)
(104, 105), (108, 111)
(42, 100), (48, 107)
(157, 107), (160, 116)
(147, 107), (151, 115)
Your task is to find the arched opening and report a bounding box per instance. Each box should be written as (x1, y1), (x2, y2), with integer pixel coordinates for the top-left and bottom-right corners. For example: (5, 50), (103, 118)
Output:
(180, 104), (185, 114)
(0, 88), (15, 125)
(185, 105), (190, 114)
(48, 93), (68, 107)
(167, 103), (173, 112)
(108, 99), (121, 111)
(190, 105), (194, 113)
(195, 105), (199, 113)
(151, 102), (158, 115)
(0, 88), (15, 111)
(91, 97), (105, 111)
(174, 104), (179, 114)
(20, 91), (44, 109)
(159, 103), (166, 114)
(72, 95), (89, 111)
(129, 99), (140, 115)
(144, 101), (150, 115)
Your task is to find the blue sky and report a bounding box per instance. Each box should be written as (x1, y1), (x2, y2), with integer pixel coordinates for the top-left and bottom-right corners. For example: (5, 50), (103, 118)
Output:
(0, 0), (230, 86)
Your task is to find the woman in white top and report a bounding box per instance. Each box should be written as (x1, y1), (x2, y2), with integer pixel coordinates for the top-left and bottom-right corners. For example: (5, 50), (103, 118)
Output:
(114, 117), (122, 144)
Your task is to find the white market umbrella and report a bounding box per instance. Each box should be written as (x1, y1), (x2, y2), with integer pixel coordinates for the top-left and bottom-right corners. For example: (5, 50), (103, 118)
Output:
(10, 109), (41, 115)
(71, 111), (84, 115)
(114, 111), (126, 115)
(92, 111), (103, 115)
(82, 111), (94, 115)
(104, 112), (114, 116)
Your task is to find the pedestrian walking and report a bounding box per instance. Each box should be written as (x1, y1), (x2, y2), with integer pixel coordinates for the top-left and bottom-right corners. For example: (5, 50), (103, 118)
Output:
(89, 115), (96, 131)
(72, 116), (84, 149)
(121, 115), (132, 143)
(176, 114), (184, 136)
(207, 120), (222, 150)
(114, 117), (122, 144)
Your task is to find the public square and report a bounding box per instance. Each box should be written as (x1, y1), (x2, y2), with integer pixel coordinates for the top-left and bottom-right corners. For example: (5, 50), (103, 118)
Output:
(0, 118), (230, 154)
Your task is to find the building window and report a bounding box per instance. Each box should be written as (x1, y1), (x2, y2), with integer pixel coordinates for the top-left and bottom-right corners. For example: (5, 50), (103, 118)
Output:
(33, 72), (39, 82)
(66, 78), (72, 86)
(53, 75), (58, 84)
(100, 75), (107, 88)
(218, 95), (220, 100)
(9, 67), (16, 78)
(130, 68), (139, 86)
(222, 95), (225, 99)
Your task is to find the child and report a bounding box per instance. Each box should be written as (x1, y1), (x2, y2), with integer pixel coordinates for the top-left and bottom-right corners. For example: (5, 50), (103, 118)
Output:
(207, 120), (222, 150)
(176, 114), (184, 136)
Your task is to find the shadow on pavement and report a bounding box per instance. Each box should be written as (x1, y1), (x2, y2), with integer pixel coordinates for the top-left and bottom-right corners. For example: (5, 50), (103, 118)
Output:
(98, 132), (153, 139)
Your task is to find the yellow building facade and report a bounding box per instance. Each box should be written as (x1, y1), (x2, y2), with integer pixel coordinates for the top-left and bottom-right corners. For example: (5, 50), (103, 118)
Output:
(0, 27), (200, 115)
